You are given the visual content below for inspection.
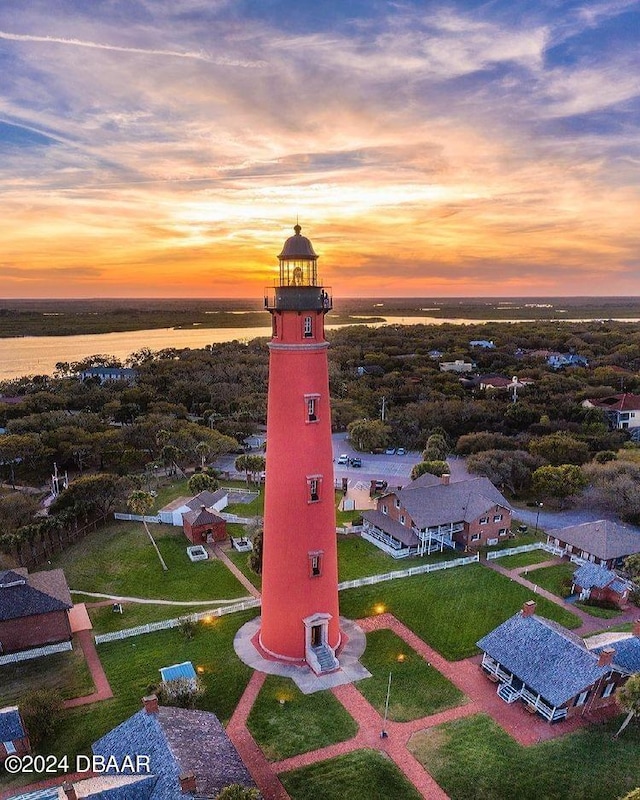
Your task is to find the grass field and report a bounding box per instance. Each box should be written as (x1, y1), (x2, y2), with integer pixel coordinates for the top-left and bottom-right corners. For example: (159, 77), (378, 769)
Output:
(357, 630), (466, 721)
(408, 713), (640, 800)
(0, 610), (258, 793)
(339, 563), (581, 661)
(50, 521), (248, 602)
(246, 675), (358, 761)
(0, 636), (94, 706)
(280, 749), (424, 800)
(492, 550), (554, 569)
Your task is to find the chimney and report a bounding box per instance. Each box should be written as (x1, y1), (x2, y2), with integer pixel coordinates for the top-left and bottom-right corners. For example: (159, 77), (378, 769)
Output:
(522, 600), (536, 617)
(441, 473), (450, 486)
(179, 773), (197, 794)
(142, 694), (159, 714)
(633, 619), (640, 638)
(62, 783), (77, 800)
(597, 647), (615, 668)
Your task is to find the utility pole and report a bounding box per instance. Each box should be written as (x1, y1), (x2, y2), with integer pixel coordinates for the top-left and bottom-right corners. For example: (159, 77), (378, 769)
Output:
(381, 396), (386, 422)
(380, 672), (392, 738)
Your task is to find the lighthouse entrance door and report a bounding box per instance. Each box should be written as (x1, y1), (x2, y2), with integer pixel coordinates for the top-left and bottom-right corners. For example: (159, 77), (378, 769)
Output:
(311, 625), (323, 648)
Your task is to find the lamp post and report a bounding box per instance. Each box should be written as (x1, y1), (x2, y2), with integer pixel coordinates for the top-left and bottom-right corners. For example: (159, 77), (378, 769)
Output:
(534, 502), (543, 535)
(380, 671), (392, 738)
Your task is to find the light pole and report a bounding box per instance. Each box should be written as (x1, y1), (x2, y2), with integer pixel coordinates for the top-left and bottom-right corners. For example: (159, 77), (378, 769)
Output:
(534, 502), (543, 535)
(380, 671), (392, 738)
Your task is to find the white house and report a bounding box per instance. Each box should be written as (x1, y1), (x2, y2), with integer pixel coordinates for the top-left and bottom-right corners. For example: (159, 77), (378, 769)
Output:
(158, 489), (229, 526)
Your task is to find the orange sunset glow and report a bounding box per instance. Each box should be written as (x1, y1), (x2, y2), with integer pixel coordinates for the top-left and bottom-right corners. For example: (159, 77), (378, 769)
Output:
(1, 2), (639, 298)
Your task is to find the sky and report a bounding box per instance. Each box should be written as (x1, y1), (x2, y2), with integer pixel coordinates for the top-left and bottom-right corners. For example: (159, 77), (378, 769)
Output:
(1, 0), (639, 299)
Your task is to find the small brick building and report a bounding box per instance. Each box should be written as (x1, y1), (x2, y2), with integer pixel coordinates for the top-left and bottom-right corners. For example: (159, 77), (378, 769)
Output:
(0, 568), (72, 655)
(182, 505), (227, 544)
(572, 562), (633, 609)
(0, 706), (30, 762)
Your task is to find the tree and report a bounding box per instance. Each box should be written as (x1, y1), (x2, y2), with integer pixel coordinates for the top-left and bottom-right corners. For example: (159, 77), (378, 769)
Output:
(50, 473), (129, 518)
(248, 526), (263, 575)
(410, 460), (448, 480)
(127, 490), (168, 571)
(156, 676), (204, 709)
(455, 432), (518, 455)
(624, 554), (640, 582)
(195, 440), (211, 469)
(583, 461), (640, 524)
(215, 786), (260, 800)
(614, 673), (640, 739)
(235, 454), (265, 486)
(0, 492), (39, 535)
(467, 450), (542, 495)
(422, 433), (448, 461)
(529, 432), (590, 466)
(531, 464), (587, 505)
(346, 418), (391, 452)
(188, 472), (219, 495)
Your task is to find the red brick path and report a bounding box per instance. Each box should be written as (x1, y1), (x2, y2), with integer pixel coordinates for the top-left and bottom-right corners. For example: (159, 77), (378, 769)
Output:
(63, 629), (113, 709)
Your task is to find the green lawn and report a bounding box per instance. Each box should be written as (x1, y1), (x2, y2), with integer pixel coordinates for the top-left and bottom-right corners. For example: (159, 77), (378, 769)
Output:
(492, 550), (553, 570)
(226, 548), (262, 590)
(49, 521), (248, 602)
(0, 636), (94, 705)
(1, 610), (258, 792)
(357, 630), (466, 721)
(246, 676), (357, 760)
(87, 601), (227, 634)
(280, 749), (424, 800)
(408, 713), (640, 800)
(339, 563), (581, 661)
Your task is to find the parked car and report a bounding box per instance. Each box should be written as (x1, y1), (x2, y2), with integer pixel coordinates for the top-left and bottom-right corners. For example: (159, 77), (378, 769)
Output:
(385, 447), (396, 455)
(350, 457), (362, 467)
(337, 454), (349, 465)
(396, 447), (406, 456)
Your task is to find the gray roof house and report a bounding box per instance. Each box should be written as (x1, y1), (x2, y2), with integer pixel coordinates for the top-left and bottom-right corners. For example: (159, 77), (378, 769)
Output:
(362, 473), (512, 557)
(547, 520), (640, 568)
(0, 705), (29, 762)
(158, 489), (229, 526)
(5, 775), (157, 800)
(92, 696), (257, 799)
(571, 563), (633, 607)
(477, 602), (634, 722)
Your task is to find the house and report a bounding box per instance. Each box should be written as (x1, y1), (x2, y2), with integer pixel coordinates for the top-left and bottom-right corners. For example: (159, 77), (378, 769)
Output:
(182, 505), (227, 544)
(361, 472), (512, 558)
(469, 339), (496, 349)
(439, 359), (475, 373)
(4, 697), (259, 800)
(475, 375), (534, 392)
(547, 353), (588, 369)
(546, 520), (640, 569)
(0, 706), (30, 762)
(78, 366), (138, 384)
(590, 621), (640, 675)
(92, 695), (257, 799)
(0, 568), (72, 656)
(356, 364), (385, 376)
(582, 393), (640, 434)
(158, 489), (229, 526)
(571, 562), (634, 609)
(477, 601), (632, 722)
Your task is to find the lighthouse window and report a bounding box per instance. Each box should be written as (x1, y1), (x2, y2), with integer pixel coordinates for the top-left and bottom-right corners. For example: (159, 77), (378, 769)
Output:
(308, 551), (323, 577)
(303, 316), (313, 337)
(307, 476), (321, 502)
(305, 394), (320, 423)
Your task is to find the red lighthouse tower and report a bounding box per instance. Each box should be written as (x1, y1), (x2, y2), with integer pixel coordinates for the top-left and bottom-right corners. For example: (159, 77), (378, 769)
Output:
(259, 225), (341, 674)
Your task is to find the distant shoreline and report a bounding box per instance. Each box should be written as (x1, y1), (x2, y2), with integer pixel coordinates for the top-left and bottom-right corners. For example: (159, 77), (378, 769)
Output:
(2, 296), (640, 339)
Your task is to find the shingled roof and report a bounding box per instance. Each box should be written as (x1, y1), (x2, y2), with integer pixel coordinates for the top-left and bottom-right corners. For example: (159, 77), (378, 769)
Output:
(0, 706), (26, 741)
(595, 636), (640, 674)
(93, 704), (256, 800)
(182, 506), (225, 528)
(572, 562), (631, 591)
(185, 489), (227, 511)
(0, 569), (72, 622)
(477, 611), (616, 708)
(361, 510), (419, 547)
(550, 520), (640, 561)
(394, 475), (511, 529)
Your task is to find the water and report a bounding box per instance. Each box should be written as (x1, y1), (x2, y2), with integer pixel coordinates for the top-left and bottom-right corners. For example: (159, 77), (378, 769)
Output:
(2, 314), (639, 381)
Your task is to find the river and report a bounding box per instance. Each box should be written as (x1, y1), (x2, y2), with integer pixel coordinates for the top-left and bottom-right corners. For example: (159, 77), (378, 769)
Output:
(1, 314), (639, 381)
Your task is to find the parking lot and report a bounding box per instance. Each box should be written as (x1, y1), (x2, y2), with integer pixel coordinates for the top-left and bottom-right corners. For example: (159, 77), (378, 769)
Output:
(331, 432), (417, 485)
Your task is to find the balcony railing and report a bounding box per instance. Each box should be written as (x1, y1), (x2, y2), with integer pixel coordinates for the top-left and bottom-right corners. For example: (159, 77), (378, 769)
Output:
(264, 286), (332, 312)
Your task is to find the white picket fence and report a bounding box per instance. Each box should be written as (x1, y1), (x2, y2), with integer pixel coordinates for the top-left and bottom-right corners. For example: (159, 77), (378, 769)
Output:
(486, 542), (565, 561)
(113, 512), (161, 524)
(0, 640), (72, 666)
(337, 553), (479, 591)
(94, 597), (261, 644)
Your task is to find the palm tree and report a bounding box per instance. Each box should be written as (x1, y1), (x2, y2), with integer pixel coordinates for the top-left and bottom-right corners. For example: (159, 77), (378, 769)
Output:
(127, 490), (168, 571)
(614, 673), (640, 739)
